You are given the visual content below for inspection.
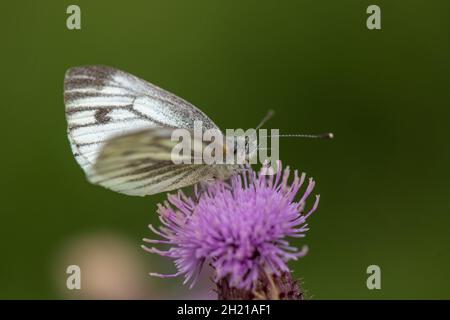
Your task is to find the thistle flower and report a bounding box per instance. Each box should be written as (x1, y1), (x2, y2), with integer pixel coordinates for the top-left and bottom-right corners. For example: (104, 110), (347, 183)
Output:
(142, 162), (319, 299)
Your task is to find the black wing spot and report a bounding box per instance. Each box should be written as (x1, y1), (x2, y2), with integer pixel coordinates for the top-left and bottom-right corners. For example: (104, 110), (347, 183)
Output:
(95, 108), (112, 124)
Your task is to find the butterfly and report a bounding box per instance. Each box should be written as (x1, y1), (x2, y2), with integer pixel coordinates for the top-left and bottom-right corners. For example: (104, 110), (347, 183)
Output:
(64, 65), (243, 196)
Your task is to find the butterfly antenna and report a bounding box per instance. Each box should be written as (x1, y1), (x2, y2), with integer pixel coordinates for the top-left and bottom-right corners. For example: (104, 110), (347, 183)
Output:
(272, 133), (334, 139)
(255, 110), (275, 130)
(256, 132), (334, 150)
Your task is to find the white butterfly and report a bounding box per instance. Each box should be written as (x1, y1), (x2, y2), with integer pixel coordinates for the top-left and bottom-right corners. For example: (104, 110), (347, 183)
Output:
(64, 65), (242, 196)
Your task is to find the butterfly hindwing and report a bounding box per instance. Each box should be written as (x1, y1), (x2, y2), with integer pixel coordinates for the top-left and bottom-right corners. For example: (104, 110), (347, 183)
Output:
(91, 127), (214, 196)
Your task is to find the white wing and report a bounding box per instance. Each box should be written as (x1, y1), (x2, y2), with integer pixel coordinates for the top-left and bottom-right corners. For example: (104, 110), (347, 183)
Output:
(64, 65), (219, 182)
(91, 127), (217, 196)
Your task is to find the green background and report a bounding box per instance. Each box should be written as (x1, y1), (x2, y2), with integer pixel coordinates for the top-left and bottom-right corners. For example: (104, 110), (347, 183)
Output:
(1, 0), (449, 299)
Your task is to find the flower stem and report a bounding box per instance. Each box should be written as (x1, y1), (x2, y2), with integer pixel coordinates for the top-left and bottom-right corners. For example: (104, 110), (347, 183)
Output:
(216, 271), (304, 300)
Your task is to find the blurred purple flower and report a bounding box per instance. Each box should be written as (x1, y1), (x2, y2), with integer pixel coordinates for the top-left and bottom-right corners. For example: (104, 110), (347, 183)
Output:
(142, 162), (319, 292)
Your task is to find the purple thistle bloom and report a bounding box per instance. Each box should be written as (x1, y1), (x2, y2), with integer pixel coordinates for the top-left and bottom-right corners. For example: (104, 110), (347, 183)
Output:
(142, 162), (319, 292)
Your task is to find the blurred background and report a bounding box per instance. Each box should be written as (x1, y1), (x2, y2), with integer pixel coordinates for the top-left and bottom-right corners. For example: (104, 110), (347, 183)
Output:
(1, 0), (449, 299)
